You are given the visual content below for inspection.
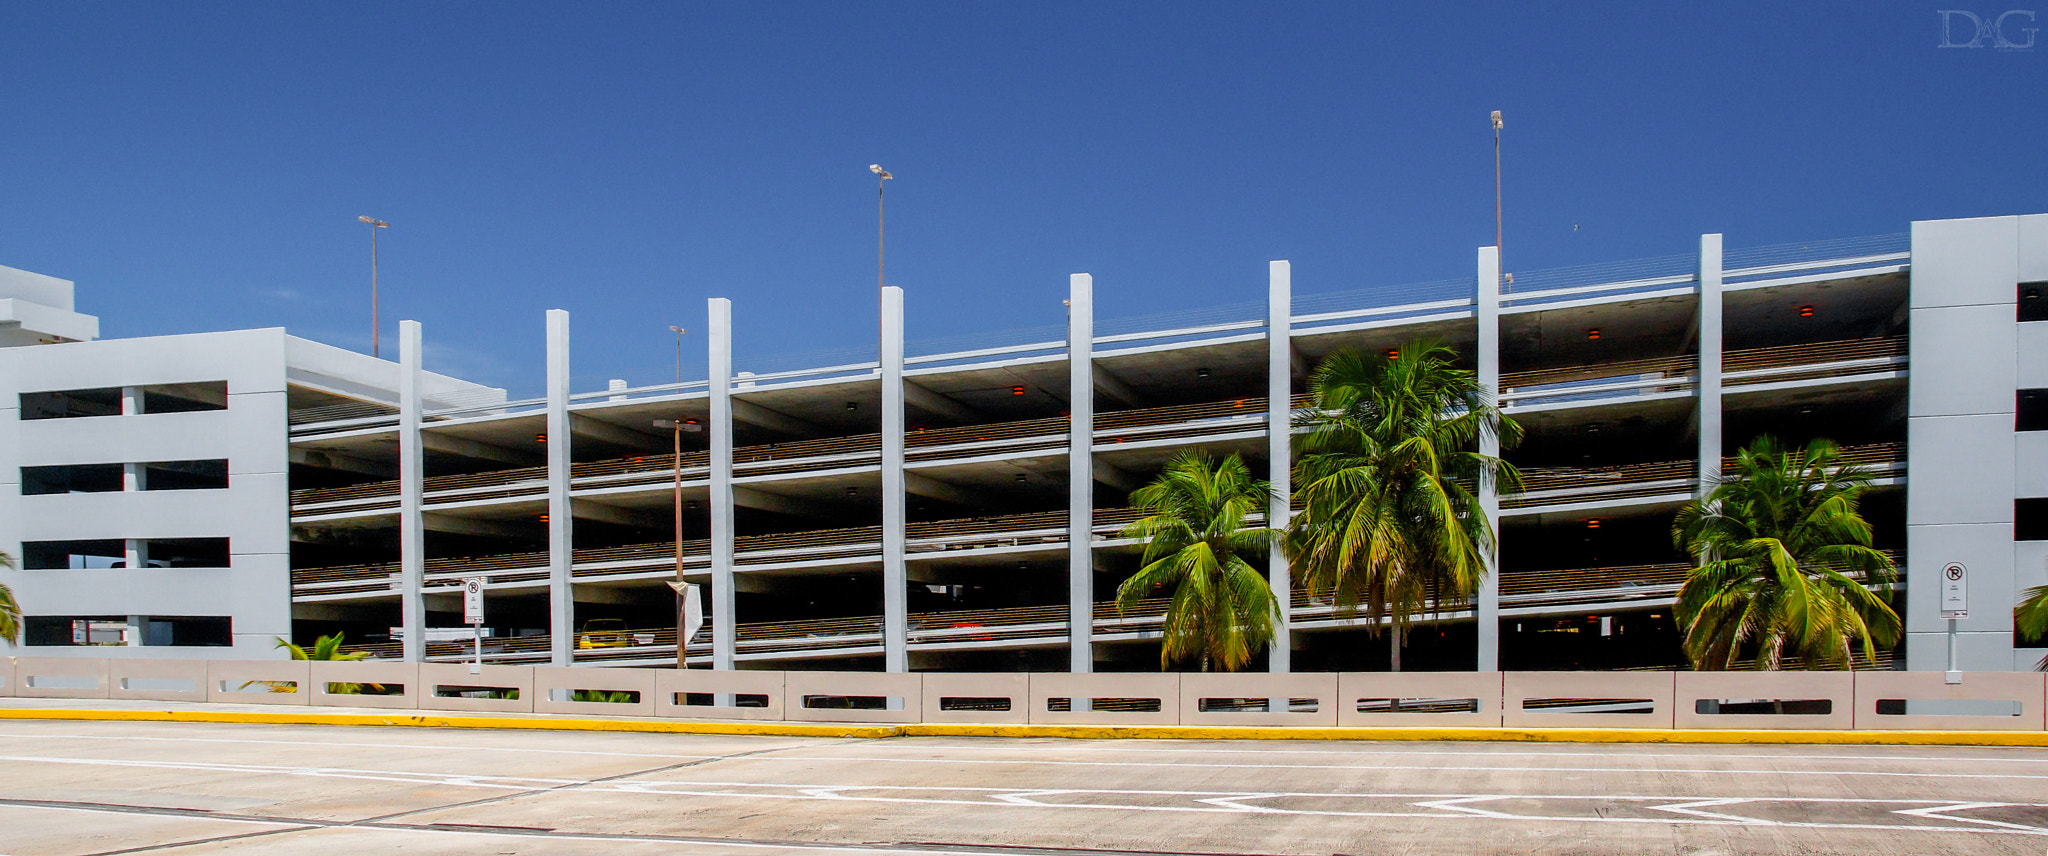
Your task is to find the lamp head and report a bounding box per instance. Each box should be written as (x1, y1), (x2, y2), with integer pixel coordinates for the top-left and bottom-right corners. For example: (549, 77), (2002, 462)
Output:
(1490, 110), (1503, 130)
(670, 325), (686, 334)
(869, 164), (893, 180)
(358, 216), (389, 228)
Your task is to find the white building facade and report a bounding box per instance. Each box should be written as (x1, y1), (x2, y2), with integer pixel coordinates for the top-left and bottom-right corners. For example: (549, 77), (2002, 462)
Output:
(4, 212), (2045, 672)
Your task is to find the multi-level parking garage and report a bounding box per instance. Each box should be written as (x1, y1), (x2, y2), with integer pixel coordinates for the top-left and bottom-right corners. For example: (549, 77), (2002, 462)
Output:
(8, 212), (2045, 672)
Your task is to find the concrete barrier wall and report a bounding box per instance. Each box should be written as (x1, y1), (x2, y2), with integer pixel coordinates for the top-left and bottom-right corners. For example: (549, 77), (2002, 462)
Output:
(1180, 672), (1338, 727)
(656, 669), (788, 720)
(1851, 671), (2047, 731)
(109, 658), (210, 703)
(417, 663), (535, 713)
(1029, 673), (1180, 725)
(14, 657), (109, 699)
(206, 660), (310, 705)
(784, 671), (922, 723)
(1338, 672), (1504, 728)
(1674, 671), (1854, 730)
(922, 672), (1029, 724)
(311, 662), (419, 710)
(1503, 671), (1676, 729)
(11, 658), (2048, 733)
(533, 665), (658, 717)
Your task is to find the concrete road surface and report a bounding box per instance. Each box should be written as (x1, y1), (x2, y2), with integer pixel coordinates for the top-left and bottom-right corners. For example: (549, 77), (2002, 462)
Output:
(0, 719), (2044, 855)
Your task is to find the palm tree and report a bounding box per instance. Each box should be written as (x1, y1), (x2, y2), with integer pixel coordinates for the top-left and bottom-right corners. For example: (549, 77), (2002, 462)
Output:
(251, 633), (383, 694)
(1286, 339), (1520, 670)
(1113, 450), (1282, 672)
(0, 551), (19, 646)
(2017, 585), (2048, 671)
(1672, 436), (1901, 670)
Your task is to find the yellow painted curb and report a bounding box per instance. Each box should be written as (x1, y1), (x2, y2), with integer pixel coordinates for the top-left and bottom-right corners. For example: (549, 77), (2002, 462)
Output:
(0, 708), (900, 739)
(899, 723), (2048, 746)
(3, 707), (2045, 746)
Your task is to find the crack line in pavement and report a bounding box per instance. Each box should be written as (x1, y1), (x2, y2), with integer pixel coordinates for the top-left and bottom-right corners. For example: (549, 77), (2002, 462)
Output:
(346, 737), (837, 826)
(0, 797), (1275, 856)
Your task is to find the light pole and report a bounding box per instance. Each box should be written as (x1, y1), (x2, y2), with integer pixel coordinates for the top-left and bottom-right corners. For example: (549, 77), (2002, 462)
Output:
(654, 324), (696, 665)
(358, 216), (390, 358)
(869, 164), (892, 296)
(670, 325), (686, 387)
(1490, 111), (1503, 283)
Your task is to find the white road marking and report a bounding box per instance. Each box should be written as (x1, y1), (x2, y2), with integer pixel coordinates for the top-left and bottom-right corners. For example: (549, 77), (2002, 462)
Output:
(4, 753), (2043, 836)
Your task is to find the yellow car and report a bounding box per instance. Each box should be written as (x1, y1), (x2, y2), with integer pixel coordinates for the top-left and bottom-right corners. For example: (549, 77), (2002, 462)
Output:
(576, 618), (632, 649)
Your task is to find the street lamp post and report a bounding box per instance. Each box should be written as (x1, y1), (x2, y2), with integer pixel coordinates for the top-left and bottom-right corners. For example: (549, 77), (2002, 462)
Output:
(868, 164), (892, 296)
(1490, 111), (1504, 280)
(358, 216), (390, 358)
(654, 324), (695, 666)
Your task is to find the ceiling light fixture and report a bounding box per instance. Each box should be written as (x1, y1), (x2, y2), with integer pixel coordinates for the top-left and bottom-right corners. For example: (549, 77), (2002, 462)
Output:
(1798, 305), (1815, 318)
(1586, 329), (1602, 340)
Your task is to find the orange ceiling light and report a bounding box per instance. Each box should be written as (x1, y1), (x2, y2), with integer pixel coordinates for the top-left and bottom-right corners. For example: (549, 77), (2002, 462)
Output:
(1585, 518), (1602, 529)
(1798, 305), (1815, 317)
(1586, 329), (1601, 340)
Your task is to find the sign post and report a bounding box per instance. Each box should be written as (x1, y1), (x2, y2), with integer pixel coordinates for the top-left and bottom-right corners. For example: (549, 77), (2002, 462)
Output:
(1939, 562), (1967, 684)
(463, 576), (486, 675)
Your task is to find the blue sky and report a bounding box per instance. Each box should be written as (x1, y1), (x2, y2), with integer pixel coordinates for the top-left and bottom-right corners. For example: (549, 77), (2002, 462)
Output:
(1, 2), (2041, 395)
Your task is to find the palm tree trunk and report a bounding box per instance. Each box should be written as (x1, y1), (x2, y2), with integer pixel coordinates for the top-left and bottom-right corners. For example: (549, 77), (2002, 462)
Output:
(1389, 626), (1402, 673)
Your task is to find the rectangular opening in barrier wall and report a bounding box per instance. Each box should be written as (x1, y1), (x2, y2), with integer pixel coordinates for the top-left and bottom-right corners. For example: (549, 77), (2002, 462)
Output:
(548, 689), (641, 704)
(220, 679), (296, 694)
(435, 685), (520, 700)
(680, 693), (771, 708)
(1198, 697), (1319, 713)
(803, 695), (897, 710)
(1521, 697), (1654, 714)
(119, 677), (197, 692)
(326, 682), (405, 697)
(1874, 699), (2024, 717)
(1694, 698), (1832, 715)
(1046, 697), (1163, 712)
(25, 675), (99, 690)
(1356, 697), (1481, 714)
(940, 697), (1015, 712)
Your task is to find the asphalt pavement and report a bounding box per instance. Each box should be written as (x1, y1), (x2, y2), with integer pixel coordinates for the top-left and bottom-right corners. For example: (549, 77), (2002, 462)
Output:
(0, 715), (2044, 855)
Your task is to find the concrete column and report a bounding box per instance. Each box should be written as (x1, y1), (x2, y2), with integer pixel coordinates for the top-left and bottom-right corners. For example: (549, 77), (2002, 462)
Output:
(120, 386), (139, 416)
(1067, 274), (1095, 674)
(708, 298), (738, 671)
(126, 614), (145, 647)
(1697, 234), (1724, 497)
(1476, 246), (1503, 671)
(1266, 261), (1293, 673)
(398, 320), (426, 663)
(1904, 215), (2023, 671)
(881, 286), (909, 672)
(545, 309), (573, 666)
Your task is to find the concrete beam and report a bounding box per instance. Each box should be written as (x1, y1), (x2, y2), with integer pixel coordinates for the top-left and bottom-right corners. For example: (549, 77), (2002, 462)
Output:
(570, 585), (641, 605)
(421, 431), (536, 467)
(905, 471), (977, 505)
(903, 381), (983, 423)
(1094, 366), (1147, 408)
(422, 512), (535, 540)
(570, 413), (667, 449)
(1092, 459), (1143, 493)
(733, 485), (839, 520)
(570, 498), (666, 529)
(732, 399), (820, 436)
(289, 447), (388, 478)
